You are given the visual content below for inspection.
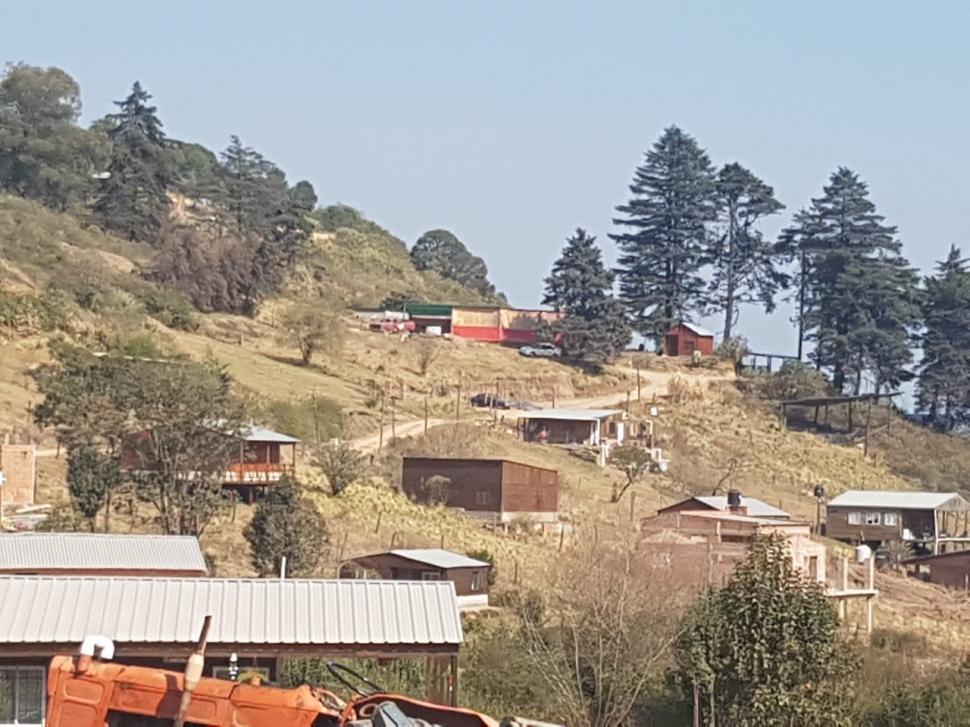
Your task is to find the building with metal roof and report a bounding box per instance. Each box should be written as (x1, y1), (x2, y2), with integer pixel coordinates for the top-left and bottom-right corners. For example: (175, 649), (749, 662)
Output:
(664, 322), (715, 356)
(658, 495), (791, 519)
(0, 533), (207, 576)
(520, 408), (630, 447)
(389, 549), (490, 570)
(826, 491), (968, 511)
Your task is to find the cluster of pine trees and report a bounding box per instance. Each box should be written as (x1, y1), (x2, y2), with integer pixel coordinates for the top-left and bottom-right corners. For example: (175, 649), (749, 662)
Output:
(547, 125), (963, 419)
(0, 63), (316, 315)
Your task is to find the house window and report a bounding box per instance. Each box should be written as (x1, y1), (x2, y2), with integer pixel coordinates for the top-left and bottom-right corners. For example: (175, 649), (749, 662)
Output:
(0, 666), (45, 725)
(475, 490), (491, 506)
(866, 513), (881, 525)
(421, 571), (441, 581)
(470, 571), (482, 591)
(847, 512), (862, 525)
(883, 512), (899, 527)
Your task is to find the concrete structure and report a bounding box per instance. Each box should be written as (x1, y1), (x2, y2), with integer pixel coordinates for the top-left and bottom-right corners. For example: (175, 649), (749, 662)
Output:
(664, 322), (715, 357)
(520, 408), (630, 446)
(639, 509), (827, 585)
(0, 576), (464, 724)
(0, 443), (36, 506)
(401, 457), (559, 523)
(451, 305), (561, 345)
(825, 490), (970, 554)
(658, 494), (791, 519)
(346, 549), (491, 610)
(0, 533), (207, 577)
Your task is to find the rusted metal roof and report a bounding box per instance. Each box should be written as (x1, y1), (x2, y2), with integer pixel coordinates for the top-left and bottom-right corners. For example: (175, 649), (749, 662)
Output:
(691, 496), (790, 519)
(0, 534), (207, 574)
(0, 577), (463, 647)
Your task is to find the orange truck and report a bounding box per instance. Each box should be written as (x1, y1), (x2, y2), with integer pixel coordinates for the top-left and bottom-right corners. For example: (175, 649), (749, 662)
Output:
(44, 624), (559, 727)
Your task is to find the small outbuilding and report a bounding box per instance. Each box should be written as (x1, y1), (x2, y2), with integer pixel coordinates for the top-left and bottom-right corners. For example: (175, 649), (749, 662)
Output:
(0, 533), (207, 577)
(520, 408), (630, 446)
(904, 550), (970, 590)
(345, 549), (491, 609)
(664, 322), (715, 357)
(402, 457), (559, 523)
(657, 493), (791, 520)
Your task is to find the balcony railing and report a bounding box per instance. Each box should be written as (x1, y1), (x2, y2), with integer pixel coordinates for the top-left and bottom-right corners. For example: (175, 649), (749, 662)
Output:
(223, 463), (295, 484)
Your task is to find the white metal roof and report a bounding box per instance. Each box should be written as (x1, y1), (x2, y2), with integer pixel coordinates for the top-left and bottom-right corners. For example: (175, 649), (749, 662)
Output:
(521, 408), (623, 422)
(389, 549), (490, 569)
(0, 534), (207, 574)
(242, 425), (300, 444)
(679, 322), (715, 338)
(691, 496), (790, 518)
(827, 490), (969, 511)
(0, 577), (463, 647)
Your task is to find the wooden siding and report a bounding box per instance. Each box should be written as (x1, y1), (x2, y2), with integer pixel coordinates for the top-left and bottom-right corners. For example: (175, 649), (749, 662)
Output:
(910, 552), (970, 589)
(501, 460), (559, 513)
(825, 505), (936, 543)
(350, 553), (490, 598)
(664, 324), (715, 356)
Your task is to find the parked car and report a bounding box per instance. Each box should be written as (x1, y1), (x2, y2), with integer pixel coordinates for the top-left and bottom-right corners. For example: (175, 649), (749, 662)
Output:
(519, 342), (562, 358)
(508, 400), (541, 411)
(469, 393), (510, 409)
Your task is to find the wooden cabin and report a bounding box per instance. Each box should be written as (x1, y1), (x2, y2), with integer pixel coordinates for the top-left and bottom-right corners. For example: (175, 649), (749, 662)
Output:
(664, 322), (715, 356)
(402, 457), (559, 523)
(904, 550), (970, 590)
(345, 549), (491, 610)
(520, 408), (631, 446)
(825, 490), (970, 554)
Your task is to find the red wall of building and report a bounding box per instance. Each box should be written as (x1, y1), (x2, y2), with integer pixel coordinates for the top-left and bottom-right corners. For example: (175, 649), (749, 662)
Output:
(665, 325), (714, 356)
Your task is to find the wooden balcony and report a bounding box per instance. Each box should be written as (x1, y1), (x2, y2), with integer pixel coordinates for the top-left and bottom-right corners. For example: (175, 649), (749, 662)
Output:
(223, 463), (296, 485)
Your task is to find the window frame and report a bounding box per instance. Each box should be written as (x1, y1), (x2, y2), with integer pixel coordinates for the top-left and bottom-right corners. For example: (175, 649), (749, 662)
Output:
(420, 571), (442, 581)
(882, 512), (899, 527)
(470, 570), (482, 592)
(847, 512), (862, 525)
(0, 665), (46, 726)
(865, 512), (881, 525)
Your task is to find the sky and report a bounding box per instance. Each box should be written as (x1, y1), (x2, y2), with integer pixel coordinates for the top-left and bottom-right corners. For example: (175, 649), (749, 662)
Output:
(4, 0), (970, 357)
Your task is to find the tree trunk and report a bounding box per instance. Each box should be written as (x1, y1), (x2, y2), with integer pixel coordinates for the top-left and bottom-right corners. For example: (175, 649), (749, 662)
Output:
(723, 202), (737, 342)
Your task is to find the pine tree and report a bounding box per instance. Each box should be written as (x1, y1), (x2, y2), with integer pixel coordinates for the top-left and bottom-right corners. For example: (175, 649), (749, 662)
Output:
(411, 229), (501, 299)
(612, 126), (718, 344)
(244, 477), (329, 577)
(780, 168), (919, 393)
(918, 246), (970, 429)
(712, 163), (786, 341)
(92, 82), (171, 243)
(543, 228), (631, 369)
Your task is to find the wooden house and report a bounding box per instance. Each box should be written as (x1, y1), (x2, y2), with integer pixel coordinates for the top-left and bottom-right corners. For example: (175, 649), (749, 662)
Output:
(658, 492), (791, 520)
(825, 490), (970, 554)
(520, 408), (631, 446)
(402, 457), (559, 523)
(664, 322), (715, 356)
(121, 424), (299, 490)
(345, 549), (491, 609)
(904, 550), (970, 590)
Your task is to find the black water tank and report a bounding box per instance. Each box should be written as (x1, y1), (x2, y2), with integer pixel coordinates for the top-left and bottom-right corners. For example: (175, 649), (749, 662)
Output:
(727, 489), (742, 508)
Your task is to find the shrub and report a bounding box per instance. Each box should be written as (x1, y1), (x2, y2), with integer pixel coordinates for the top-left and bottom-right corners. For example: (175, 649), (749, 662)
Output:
(314, 440), (365, 495)
(466, 548), (497, 586)
(244, 477), (328, 576)
(137, 287), (197, 330)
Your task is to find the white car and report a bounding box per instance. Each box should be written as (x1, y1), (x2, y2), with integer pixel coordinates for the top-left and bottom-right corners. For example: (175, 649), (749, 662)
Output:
(519, 342), (561, 358)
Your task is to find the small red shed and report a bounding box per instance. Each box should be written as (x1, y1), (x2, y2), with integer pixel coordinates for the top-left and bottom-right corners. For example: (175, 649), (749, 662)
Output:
(664, 322), (715, 356)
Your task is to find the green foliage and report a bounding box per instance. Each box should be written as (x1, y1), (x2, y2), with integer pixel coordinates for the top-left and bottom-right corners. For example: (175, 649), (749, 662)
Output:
(608, 444), (653, 502)
(310, 204), (393, 237)
(313, 440), (365, 496)
(254, 396), (345, 446)
(465, 548), (497, 586)
(861, 662), (970, 726)
(612, 126), (719, 343)
(0, 63), (106, 210)
(66, 445), (122, 531)
(712, 163), (787, 340)
(0, 290), (70, 333)
(542, 228), (631, 370)
(917, 245), (970, 430)
(742, 360), (831, 401)
(244, 477), (329, 577)
(278, 302), (345, 366)
(92, 81), (172, 244)
(136, 286), (197, 330)
(675, 536), (857, 726)
(780, 168), (920, 393)
(281, 656), (426, 697)
(411, 228), (503, 300)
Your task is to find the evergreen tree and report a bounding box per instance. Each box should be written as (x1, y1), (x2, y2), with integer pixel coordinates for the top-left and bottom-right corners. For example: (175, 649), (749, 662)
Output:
(92, 82), (171, 243)
(612, 126), (718, 344)
(543, 228), (631, 369)
(780, 168), (919, 393)
(66, 445), (122, 532)
(918, 246), (970, 429)
(411, 229), (501, 299)
(676, 536), (857, 726)
(244, 477), (329, 577)
(712, 163), (786, 341)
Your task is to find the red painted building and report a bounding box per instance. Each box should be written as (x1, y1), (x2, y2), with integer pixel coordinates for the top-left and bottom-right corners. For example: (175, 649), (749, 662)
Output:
(451, 306), (561, 344)
(664, 322), (715, 356)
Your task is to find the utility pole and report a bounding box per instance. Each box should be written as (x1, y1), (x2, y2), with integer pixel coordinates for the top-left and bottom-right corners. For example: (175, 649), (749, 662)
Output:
(455, 380), (461, 425)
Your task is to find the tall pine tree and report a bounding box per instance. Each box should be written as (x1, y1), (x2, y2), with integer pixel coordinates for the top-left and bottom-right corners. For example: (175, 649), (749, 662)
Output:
(781, 168), (919, 393)
(918, 246), (970, 429)
(712, 163), (786, 341)
(612, 126), (718, 345)
(92, 82), (171, 243)
(543, 228), (631, 369)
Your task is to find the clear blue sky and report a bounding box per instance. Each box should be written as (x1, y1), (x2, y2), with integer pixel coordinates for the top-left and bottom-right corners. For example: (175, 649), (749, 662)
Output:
(4, 1), (970, 355)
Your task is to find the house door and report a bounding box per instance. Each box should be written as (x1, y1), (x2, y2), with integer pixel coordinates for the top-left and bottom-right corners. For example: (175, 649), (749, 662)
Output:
(685, 339), (696, 354)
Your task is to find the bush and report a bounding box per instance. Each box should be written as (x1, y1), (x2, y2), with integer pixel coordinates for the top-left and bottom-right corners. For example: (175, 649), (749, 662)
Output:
(743, 360), (831, 401)
(314, 440), (365, 496)
(466, 548), (497, 586)
(0, 290), (70, 333)
(137, 287), (197, 330)
(244, 477), (329, 576)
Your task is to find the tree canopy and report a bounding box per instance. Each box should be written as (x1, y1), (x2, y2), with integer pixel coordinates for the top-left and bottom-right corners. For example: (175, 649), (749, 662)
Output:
(411, 229), (503, 300)
(244, 477), (329, 577)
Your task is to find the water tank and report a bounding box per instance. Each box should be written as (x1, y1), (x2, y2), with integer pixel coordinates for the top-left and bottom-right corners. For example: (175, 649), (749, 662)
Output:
(726, 489), (742, 508)
(855, 544), (872, 563)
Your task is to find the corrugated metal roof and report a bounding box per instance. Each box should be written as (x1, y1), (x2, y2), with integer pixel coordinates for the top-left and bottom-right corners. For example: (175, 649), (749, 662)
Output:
(0, 534), (207, 573)
(0, 577), (463, 647)
(692, 496), (790, 518)
(521, 408), (623, 421)
(827, 490), (969, 511)
(242, 425), (300, 443)
(679, 322), (715, 338)
(389, 549), (490, 569)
